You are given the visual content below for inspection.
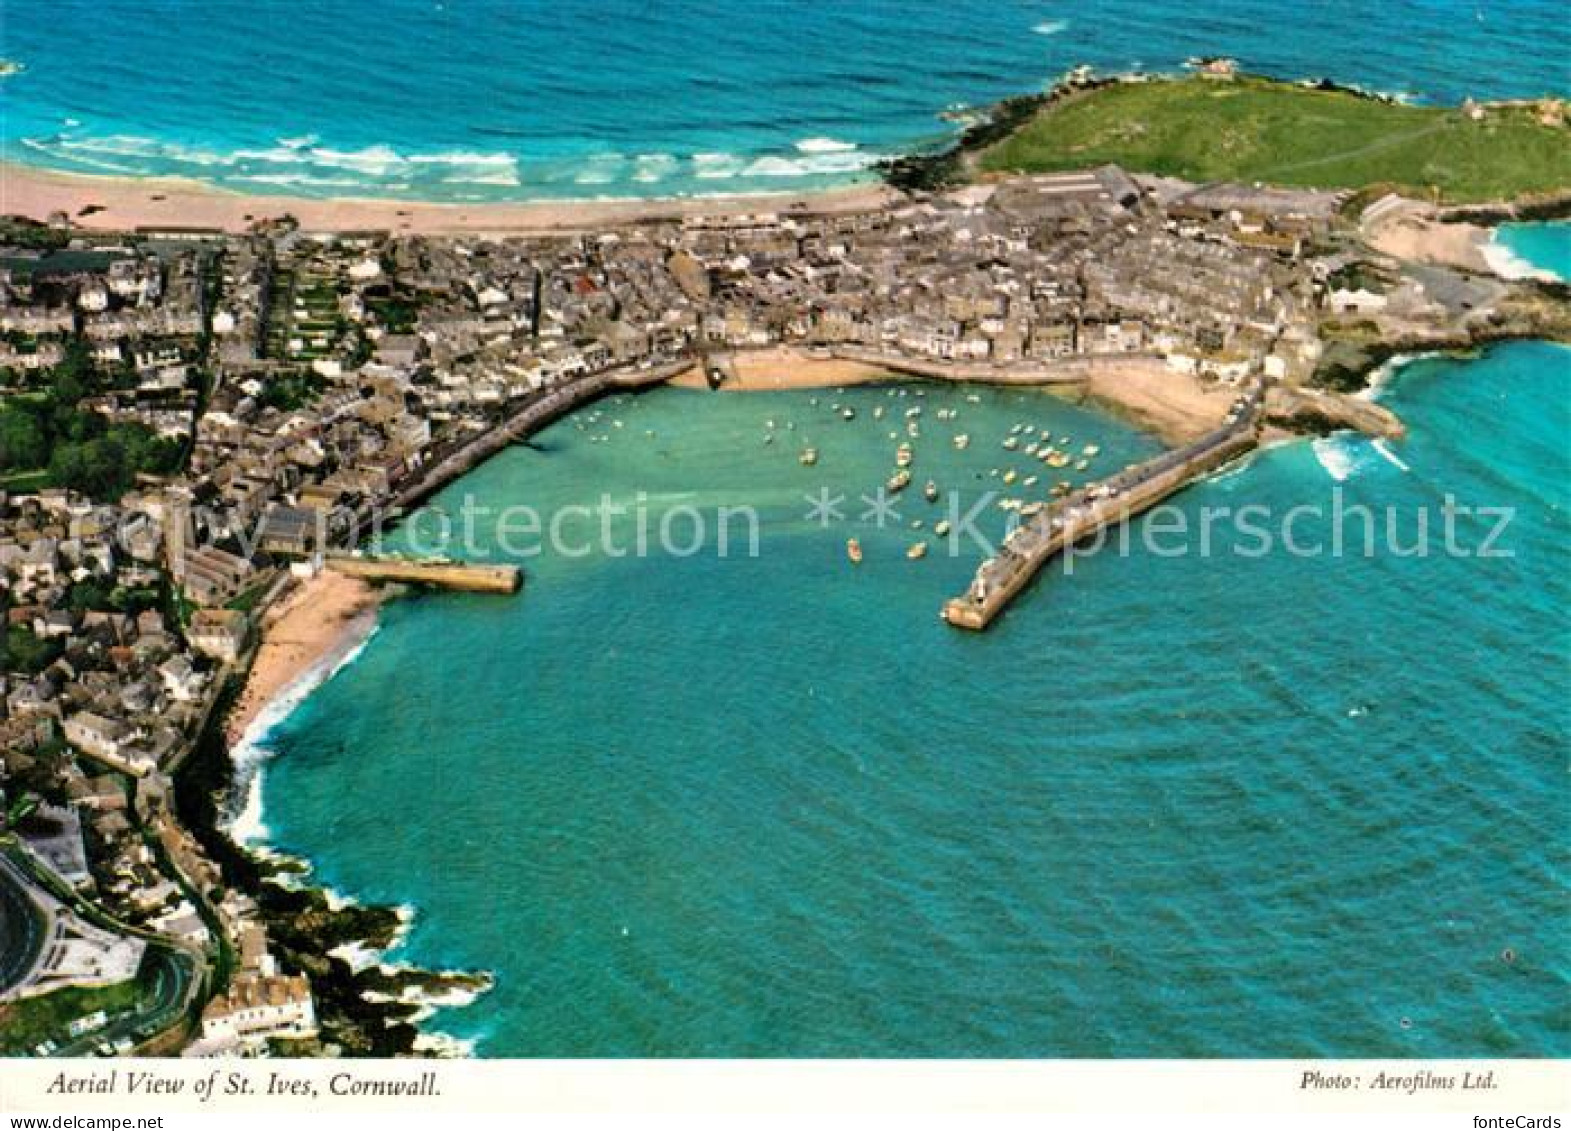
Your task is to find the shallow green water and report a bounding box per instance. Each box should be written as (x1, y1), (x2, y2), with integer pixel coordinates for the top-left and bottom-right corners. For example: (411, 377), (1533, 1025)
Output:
(256, 349), (1569, 1056)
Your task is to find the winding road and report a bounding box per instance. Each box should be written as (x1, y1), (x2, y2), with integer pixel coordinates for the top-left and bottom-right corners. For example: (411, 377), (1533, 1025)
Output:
(0, 856), (47, 996)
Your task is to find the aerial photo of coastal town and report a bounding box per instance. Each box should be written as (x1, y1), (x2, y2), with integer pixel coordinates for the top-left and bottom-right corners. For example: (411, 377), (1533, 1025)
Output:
(1, 0), (1568, 1071)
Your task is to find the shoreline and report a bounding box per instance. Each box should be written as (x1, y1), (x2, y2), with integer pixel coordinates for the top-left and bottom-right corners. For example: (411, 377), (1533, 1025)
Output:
(0, 160), (899, 235)
(669, 347), (1234, 445)
(225, 569), (384, 748)
(195, 568), (495, 1056)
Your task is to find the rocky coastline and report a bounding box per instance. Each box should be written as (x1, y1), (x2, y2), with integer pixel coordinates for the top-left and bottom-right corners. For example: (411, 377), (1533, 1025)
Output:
(174, 676), (490, 1057)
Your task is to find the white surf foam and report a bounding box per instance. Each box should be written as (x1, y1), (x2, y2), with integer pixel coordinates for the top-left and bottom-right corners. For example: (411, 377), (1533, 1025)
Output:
(795, 136), (857, 154)
(1371, 438), (1411, 472)
(632, 153), (678, 183)
(224, 619), (380, 847)
(692, 152), (746, 179)
(1482, 233), (1559, 282)
(1312, 434), (1367, 482)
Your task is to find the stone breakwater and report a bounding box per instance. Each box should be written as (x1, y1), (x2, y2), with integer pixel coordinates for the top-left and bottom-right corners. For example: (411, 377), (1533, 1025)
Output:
(944, 386), (1266, 630)
(325, 555), (522, 594)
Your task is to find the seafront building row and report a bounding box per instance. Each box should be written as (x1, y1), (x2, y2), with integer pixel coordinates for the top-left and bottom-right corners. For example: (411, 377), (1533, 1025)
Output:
(0, 165), (1530, 1053)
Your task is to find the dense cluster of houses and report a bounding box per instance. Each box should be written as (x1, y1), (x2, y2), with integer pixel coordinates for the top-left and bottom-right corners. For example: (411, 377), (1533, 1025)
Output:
(2, 164), (1406, 1053)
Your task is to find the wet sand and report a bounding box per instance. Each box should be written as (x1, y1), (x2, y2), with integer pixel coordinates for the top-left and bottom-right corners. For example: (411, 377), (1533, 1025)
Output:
(226, 571), (382, 746)
(1, 161), (898, 235)
(666, 347), (896, 391)
(669, 348), (1227, 445)
(1079, 358), (1237, 446)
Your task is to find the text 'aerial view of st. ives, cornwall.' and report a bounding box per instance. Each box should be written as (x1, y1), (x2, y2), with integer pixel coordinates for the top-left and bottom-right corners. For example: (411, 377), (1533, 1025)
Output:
(0, 0), (1567, 1109)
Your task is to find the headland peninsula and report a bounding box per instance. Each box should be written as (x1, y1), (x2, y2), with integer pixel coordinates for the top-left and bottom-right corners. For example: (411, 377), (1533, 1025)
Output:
(1, 61), (1568, 1056)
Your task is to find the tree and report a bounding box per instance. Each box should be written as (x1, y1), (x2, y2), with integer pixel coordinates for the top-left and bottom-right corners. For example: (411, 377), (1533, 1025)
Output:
(0, 406), (48, 471)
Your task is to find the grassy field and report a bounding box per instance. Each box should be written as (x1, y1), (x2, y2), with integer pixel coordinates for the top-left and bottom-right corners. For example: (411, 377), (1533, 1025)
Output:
(0, 975), (144, 1055)
(978, 76), (1571, 203)
(0, 469), (52, 493)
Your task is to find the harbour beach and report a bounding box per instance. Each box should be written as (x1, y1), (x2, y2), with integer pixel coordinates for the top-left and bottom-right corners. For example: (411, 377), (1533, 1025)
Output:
(226, 570), (384, 748)
(669, 346), (1233, 446)
(667, 348), (907, 392)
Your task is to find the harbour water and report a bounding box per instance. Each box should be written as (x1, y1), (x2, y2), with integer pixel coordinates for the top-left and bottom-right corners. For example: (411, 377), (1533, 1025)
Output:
(253, 349), (1569, 1057)
(3, 0), (1569, 201)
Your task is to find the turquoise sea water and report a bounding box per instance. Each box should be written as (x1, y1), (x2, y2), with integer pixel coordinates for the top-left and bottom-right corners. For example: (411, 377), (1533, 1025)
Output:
(2, 0), (1569, 200)
(256, 344), (1570, 1057)
(1495, 223), (1571, 281)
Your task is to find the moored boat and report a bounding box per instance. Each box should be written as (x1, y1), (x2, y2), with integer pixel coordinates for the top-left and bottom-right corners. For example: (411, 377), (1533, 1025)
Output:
(847, 538), (863, 563)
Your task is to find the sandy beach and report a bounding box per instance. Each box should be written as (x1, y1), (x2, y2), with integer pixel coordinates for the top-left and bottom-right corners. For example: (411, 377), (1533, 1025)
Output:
(226, 570), (383, 745)
(1, 161), (898, 235)
(1363, 209), (1494, 273)
(666, 347), (898, 391)
(669, 347), (1228, 444)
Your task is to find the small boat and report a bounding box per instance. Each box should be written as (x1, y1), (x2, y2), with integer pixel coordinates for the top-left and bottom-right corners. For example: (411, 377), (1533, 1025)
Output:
(907, 541), (928, 560)
(1003, 469), (1017, 485)
(1026, 443), (1040, 457)
(1047, 451), (1071, 468)
(1075, 459), (1089, 471)
(799, 447), (818, 466)
(842, 407), (856, 421)
(873, 405), (885, 420)
(1023, 475), (1038, 487)
(847, 538), (863, 563)
(1003, 436), (1020, 451)
(934, 519), (951, 537)
(895, 443), (914, 468)
(953, 433), (970, 450)
(923, 479), (939, 502)
(887, 469), (912, 493)
(1082, 443), (1101, 457)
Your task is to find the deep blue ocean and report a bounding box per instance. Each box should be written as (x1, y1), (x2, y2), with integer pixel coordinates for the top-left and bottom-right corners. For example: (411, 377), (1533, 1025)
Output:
(3, 0), (1569, 200)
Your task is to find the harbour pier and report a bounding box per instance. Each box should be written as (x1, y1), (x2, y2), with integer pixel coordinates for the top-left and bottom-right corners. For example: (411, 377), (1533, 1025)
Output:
(380, 357), (693, 517)
(325, 553), (522, 594)
(943, 386), (1266, 630)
